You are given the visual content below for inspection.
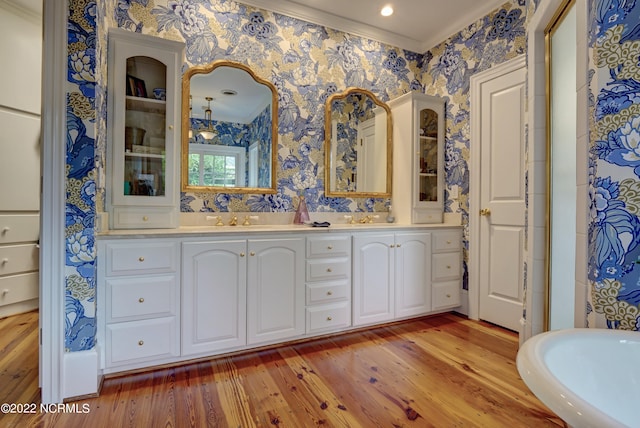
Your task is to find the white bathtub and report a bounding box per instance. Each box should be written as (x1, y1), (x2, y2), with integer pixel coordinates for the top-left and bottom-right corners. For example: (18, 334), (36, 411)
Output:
(517, 328), (640, 428)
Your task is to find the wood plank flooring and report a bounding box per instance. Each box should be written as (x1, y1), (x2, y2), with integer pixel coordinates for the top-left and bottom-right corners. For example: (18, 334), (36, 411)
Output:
(0, 310), (563, 427)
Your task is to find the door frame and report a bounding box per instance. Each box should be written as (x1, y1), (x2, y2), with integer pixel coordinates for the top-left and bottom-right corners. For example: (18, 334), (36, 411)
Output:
(39, 0), (67, 403)
(469, 54), (526, 331)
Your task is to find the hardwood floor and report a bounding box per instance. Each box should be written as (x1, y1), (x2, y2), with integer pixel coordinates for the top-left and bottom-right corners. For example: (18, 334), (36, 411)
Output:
(0, 310), (563, 427)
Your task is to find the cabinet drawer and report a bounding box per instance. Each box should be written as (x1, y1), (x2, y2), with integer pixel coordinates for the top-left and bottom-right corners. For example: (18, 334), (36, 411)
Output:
(0, 272), (38, 306)
(306, 281), (350, 305)
(112, 207), (178, 229)
(105, 241), (178, 275)
(0, 214), (39, 244)
(432, 231), (461, 252)
(306, 258), (350, 281)
(106, 317), (178, 366)
(306, 235), (350, 258)
(107, 275), (177, 321)
(432, 281), (461, 310)
(432, 252), (461, 281)
(0, 244), (38, 276)
(306, 302), (351, 334)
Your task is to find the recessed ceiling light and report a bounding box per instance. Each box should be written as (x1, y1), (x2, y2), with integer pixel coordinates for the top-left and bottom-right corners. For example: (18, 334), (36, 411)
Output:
(380, 5), (393, 17)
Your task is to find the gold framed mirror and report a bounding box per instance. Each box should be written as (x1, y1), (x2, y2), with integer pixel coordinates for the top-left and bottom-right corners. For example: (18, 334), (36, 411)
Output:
(324, 87), (392, 198)
(181, 60), (278, 194)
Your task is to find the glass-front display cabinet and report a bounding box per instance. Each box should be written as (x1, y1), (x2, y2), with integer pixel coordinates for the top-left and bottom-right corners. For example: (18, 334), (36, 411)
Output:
(107, 29), (184, 229)
(389, 92), (444, 224)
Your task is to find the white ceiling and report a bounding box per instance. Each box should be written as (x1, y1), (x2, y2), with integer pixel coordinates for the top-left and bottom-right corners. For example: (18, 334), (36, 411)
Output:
(235, 0), (508, 52)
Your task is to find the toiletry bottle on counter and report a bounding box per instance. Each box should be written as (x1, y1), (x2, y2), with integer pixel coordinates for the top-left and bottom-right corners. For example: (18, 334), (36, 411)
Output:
(386, 205), (395, 223)
(294, 195), (310, 224)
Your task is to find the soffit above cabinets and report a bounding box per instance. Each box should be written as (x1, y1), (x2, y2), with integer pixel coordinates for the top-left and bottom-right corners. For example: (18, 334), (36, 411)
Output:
(234, 0), (507, 53)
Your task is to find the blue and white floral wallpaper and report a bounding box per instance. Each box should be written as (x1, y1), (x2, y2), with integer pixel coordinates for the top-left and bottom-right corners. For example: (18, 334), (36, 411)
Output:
(589, 0), (640, 330)
(63, 0), (537, 352)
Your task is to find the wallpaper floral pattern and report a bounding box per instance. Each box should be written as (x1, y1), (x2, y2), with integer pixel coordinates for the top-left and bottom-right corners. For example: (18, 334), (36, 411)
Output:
(62, 0), (534, 351)
(589, 0), (640, 330)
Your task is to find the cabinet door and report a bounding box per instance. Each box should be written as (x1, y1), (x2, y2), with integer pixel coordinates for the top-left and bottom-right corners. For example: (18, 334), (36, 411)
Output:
(413, 96), (445, 223)
(107, 29), (184, 228)
(353, 234), (394, 326)
(247, 237), (305, 345)
(182, 240), (247, 355)
(395, 232), (431, 318)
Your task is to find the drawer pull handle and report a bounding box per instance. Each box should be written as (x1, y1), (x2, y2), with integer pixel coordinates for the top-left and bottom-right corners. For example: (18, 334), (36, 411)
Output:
(397, 244), (401, 248)
(168, 125), (174, 130)
(446, 294), (451, 298)
(326, 268), (332, 273)
(142, 216), (149, 221)
(327, 291), (333, 296)
(390, 244), (395, 248)
(138, 297), (144, 303)
(447, 265), (451, 269)
(327, 245), (333, 250)
(139, 257), (145, 262)
(327, 316), (332, 321)
(1, 258), (8, 265)
(2, 289), (8, 296)
(240, 252), (245, 257)
(1, 227), (9, 234)
(250, 251), (255, 256)
(447, 240), (452, 244)
(138, 340), (144, 346)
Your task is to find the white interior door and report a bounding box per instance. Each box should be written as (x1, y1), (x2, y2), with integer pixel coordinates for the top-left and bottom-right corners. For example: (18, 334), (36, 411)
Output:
(476, 60), (526, 332)
(356, 118), (376, 192)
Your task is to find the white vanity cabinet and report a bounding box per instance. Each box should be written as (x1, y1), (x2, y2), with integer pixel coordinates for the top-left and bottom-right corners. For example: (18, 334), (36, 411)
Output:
(305, 235), (352, 335)
(96, 225), (461, 377)
(181, 240), (247, 356)
(352, 232), (432, 326)
(390, 92), (445, 224)
(431, 229), (463, 310)
(97, 239), (181, 373)
(107, 28), (184, 229)
(247, 237), (305, 345)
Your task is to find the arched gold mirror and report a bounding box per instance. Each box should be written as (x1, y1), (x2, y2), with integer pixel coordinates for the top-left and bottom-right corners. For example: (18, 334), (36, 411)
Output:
(324, 87), (392, 198)
(181, 60), (277, 194)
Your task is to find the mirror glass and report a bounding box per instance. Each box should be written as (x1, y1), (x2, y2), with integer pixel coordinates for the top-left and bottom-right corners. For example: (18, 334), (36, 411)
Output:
(325, 88), (392, 197)
(182, 60), (277, 194)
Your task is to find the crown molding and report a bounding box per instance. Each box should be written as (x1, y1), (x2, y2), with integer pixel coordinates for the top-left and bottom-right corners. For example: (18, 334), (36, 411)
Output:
(0, 0), (41, 23)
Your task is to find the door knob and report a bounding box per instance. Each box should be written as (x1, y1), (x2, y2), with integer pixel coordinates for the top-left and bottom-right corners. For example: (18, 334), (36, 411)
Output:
(480, 208), (491, 216)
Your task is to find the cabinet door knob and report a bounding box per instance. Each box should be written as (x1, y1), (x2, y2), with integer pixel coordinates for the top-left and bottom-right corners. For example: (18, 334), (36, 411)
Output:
(447, 265), (451, 269)
(326, 268), (332, 273)
(250, 251), (255, 256)
(446, 240), (452, 244)
(327, 245), (333, 250)
(138, 257), (145, 262)
(240, 252), (245, 257)
(142, 216), (149, 221)
(327, 291), (333, 296)
(168, 125), (174, 130)
(138, 297), (144, 303)
(138, 340), (144, 346)
(326, 316), (332, 321)
(390, 244), (395, 248)
(446, 294), (451, 298)
(397, 244), (401, 248)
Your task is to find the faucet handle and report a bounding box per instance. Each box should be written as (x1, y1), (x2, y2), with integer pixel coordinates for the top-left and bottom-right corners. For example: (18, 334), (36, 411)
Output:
(229, 215), (238, 226)
(206, 215), (225, 226)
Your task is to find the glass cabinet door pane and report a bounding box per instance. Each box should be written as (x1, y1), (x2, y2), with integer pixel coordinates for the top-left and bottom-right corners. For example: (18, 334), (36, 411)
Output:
(418, 108), (439, 202)
(123, 56), (167, 198)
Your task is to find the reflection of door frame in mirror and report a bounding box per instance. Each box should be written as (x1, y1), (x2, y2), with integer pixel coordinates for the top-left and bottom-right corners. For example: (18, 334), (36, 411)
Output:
(181, 60), (278, 194)
(324, 87), (392, 198)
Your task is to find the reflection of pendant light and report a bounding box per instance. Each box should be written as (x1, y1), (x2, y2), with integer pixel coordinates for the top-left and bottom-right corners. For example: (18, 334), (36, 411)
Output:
(198, 96), (216, 140)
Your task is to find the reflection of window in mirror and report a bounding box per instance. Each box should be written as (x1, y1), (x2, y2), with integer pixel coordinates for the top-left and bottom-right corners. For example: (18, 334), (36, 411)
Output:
(188, 144), (245, 188)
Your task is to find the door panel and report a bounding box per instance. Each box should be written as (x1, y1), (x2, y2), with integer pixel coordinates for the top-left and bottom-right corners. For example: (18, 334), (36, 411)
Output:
(478, 62), (526, 332)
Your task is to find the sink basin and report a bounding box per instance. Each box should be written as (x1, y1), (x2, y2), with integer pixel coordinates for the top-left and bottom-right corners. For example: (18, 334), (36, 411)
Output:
(517, 328), (640, 428)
